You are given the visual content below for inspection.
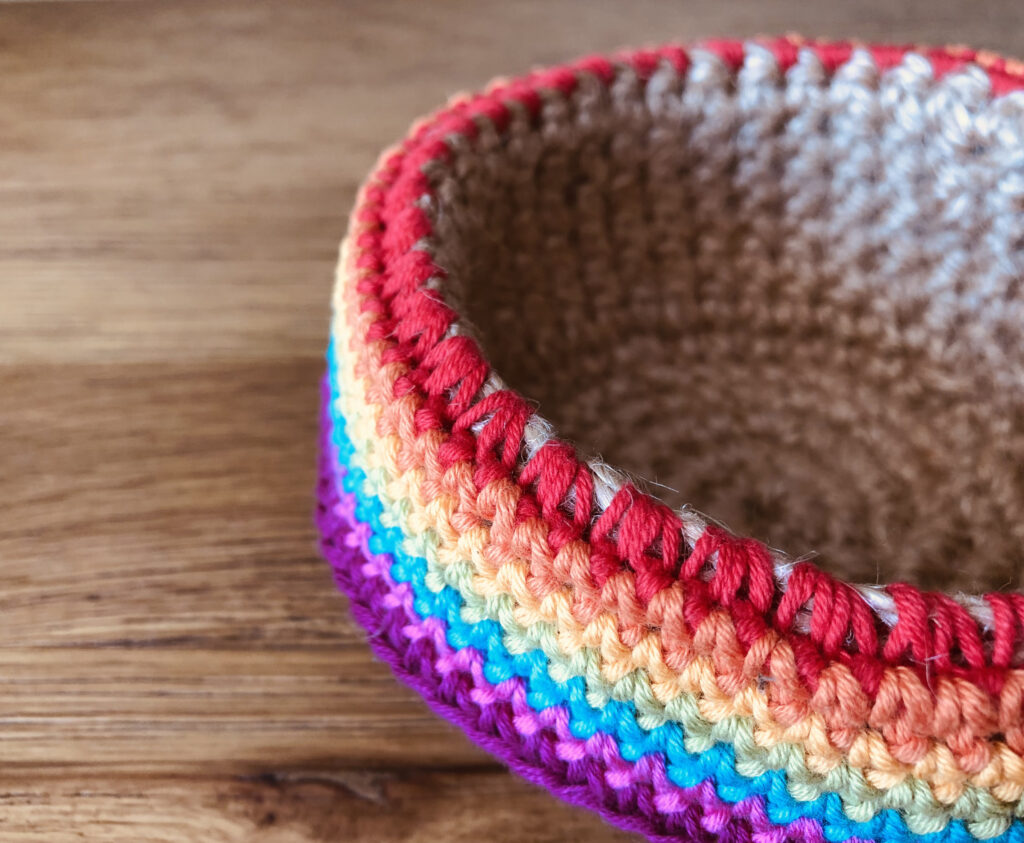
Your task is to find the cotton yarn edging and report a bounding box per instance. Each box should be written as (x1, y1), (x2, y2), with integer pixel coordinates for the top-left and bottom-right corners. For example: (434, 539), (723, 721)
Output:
(317, 37), (1024, 842)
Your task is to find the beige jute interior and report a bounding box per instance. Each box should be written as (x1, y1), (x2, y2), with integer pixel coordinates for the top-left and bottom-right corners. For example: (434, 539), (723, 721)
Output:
(426, 48), (1024, 593)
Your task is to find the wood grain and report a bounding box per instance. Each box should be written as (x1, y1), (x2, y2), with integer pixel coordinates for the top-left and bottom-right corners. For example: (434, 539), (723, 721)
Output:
(1, 0), (1020, 838)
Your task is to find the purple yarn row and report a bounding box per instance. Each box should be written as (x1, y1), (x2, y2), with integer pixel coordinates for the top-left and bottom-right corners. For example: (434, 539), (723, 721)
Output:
(315, 378), (826, 842)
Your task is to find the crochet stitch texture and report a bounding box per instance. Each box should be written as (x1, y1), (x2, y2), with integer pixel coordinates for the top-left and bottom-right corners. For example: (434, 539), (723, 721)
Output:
(317, 37), (1024, 842)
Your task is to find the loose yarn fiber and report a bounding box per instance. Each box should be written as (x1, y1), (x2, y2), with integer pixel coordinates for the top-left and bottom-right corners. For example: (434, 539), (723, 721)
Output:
(317, 37), (1024, 842)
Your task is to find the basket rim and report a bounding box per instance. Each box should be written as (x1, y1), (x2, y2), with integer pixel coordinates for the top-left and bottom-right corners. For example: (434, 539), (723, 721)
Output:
(334, 36), (1024, 678)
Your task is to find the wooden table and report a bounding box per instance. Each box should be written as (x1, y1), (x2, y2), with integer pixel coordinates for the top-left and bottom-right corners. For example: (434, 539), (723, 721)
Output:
(2, 1), (1020, 839)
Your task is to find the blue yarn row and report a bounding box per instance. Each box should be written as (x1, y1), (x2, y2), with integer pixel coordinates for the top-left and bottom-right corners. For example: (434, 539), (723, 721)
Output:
(324, 340), (1019, 843)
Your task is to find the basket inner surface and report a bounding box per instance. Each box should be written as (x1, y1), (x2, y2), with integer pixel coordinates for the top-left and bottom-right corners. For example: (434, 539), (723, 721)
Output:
(430, 48), (1024, 594)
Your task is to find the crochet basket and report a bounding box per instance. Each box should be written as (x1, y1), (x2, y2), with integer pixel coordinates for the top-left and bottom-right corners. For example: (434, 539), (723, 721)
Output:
(316, 37), (1024, 843)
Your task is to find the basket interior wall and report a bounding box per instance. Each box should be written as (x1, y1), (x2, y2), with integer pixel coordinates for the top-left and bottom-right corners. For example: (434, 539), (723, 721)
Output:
(429, 53), (1024, 592)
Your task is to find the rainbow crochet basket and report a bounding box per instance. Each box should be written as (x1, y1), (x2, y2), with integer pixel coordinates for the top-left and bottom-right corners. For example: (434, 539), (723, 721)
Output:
(316, 37), (1024, 842)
